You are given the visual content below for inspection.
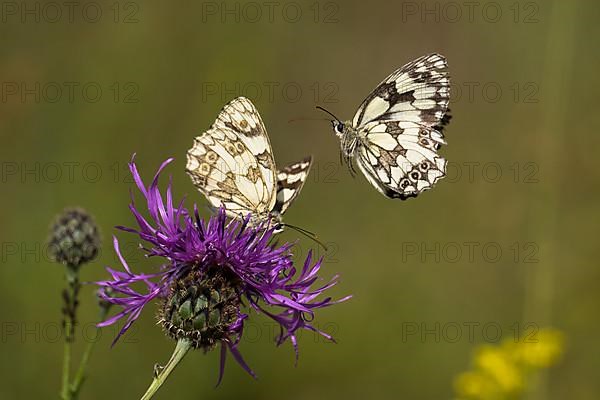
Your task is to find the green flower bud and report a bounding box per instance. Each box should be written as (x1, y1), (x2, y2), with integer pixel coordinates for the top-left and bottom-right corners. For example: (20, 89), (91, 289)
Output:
(48, 208), (100, 268)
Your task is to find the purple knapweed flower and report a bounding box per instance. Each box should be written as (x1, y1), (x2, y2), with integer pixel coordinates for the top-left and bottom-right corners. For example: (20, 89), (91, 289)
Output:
(96, 156), (349, 383)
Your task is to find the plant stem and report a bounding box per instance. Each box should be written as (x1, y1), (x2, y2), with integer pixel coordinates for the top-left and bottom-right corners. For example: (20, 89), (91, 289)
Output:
(140, 339), (192, 400)
(61, 265), (79, 400)
(70, 305), (109, 399)
(61, 323), (72, 400)
(70, 336), (94, 398)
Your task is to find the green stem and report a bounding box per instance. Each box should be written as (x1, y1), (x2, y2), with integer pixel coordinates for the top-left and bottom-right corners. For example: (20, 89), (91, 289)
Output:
(61, 265), (79, 400)
(61, 322), (72, 400)
(140, 339), (192, 400)
(69, 334), (94, 399)
(70, 306), (109, 399)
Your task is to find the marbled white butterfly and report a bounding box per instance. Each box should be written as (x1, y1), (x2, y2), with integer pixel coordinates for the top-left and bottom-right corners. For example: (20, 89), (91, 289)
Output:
(186, 96), (312, 231)
(319, 53), (451, 199)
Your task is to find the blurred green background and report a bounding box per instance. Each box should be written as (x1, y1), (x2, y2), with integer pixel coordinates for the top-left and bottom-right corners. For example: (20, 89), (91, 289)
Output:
(1, 0), (598, 399)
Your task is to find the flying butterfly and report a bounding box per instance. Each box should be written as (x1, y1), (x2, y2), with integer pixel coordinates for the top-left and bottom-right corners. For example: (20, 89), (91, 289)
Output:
(186, 96), (313, 232)
(318, 53), (451, 199)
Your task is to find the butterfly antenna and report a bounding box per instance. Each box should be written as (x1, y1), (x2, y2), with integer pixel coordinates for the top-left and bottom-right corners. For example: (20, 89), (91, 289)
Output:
(315, 106), (341, 123)
(282, 223), (328, 251)
(288, 116), (331, 123)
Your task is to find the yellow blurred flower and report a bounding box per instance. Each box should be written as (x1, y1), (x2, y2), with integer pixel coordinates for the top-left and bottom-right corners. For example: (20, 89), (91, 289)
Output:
(453, 327), (565, 400)
(475, 346), (523, 394)
(513, 328), (565, 368)
(454, 371), (497, 400)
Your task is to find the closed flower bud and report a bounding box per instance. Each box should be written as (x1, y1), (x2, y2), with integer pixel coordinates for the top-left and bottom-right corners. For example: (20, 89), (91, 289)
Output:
(49, 208), (100, 268)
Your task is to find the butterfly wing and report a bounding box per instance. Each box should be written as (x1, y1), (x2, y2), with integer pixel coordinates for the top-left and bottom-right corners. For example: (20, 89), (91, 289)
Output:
(352, 54), (450, 199)
(213, 97), (277, 189)
(273, 156), (313, 215)
(186, 97), (277, 218)
(356, 121), (447, 199)
(352, 53), (450, 128)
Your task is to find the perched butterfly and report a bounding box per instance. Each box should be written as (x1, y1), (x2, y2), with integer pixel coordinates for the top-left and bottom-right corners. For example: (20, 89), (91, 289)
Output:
(319, 53), (451, 200)
(186, 96), (312, 231)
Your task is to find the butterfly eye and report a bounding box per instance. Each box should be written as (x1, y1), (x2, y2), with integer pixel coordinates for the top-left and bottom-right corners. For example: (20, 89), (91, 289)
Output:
(335, 123), (344, 134)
